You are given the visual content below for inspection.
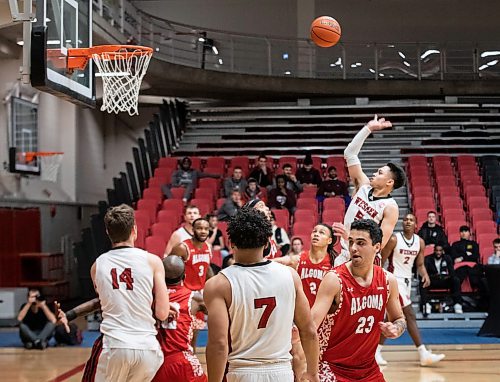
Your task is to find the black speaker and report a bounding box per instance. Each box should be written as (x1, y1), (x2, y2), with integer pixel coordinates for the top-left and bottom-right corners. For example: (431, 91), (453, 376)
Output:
(30, 25), (47, 86)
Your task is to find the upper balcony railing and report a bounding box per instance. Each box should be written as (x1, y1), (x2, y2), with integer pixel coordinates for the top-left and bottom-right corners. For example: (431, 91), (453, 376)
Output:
(94, 0), (500, 80)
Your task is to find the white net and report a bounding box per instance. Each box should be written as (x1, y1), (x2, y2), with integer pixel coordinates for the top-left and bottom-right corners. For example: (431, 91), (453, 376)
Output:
(40, 154), (64, 182)
(92, 47), (153, 116)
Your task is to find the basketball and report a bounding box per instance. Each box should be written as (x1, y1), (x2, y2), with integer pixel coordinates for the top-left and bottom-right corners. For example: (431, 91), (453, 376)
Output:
(310, 16), (341, 48)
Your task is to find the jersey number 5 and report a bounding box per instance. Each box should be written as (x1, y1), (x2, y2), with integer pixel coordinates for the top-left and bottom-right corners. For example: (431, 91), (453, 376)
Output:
(254, 297), (277, 329)
(110, 268), (134, 290)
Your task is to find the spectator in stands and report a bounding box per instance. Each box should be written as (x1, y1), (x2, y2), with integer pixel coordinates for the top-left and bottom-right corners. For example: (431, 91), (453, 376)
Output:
(451, 226), (488, 308)
(162, 157), (220, 202)
(488, 238), (500, 264)
(417, 211), (449, 249)
(290, 237), (305, 256)
(270, 212), (291, 256)
(207, 214), (229, 258)
(316, 166), (350, 204)
(223, 166), (247, 197)
(296, 154), (322, 187)
(267, 175), (297, 214)
(218, 189), (244, 221)
(421, 244), (463, 314)
(280, 163), (303, 194)
(248, 155), (274, 188)
(244, 178), (264, 202)
(17, 289), (56, 349)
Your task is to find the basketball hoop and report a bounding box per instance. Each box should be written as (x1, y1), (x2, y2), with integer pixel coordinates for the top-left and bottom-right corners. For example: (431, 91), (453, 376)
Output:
(22, 152), (64, 182)
(66, 45), (153, 116)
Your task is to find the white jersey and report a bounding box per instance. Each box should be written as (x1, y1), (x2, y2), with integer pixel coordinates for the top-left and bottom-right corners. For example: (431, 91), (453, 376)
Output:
(340, 185), (398, 258)
(391, 233), (421, 279)
(95, 247), (159, 350)
(175, 226), (193, 242)
(220, 261), (295, 368)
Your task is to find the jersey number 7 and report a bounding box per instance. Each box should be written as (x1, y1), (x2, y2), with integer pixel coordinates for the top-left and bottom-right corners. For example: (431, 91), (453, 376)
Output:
(254, 297), (277, 329)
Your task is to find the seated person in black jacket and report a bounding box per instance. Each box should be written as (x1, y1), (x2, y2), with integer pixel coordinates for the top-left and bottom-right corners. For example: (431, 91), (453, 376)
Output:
(450, 226), (488, 306)
(421, 245), (463, 314)
(417, 211), (449, 249)
(17, 289), (56, 349)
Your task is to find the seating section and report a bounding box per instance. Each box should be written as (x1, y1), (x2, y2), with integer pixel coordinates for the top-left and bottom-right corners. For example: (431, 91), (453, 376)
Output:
(134, 155), (349, 256)
(406, 155), (499, 267)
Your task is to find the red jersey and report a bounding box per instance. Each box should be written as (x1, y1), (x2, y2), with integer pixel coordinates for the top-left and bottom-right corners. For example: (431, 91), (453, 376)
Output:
(318, 264), (389, 382)
(264, 238), (279, 259)
(154, 285), (206, 382)
(183, 239), (211, 291)
(296, 251), (333, 307)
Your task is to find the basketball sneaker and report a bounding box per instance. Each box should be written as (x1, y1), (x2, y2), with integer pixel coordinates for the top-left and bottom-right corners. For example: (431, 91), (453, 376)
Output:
(375, 346), (387, 366)
(454, 303), (463, 314)
(418, 346), (445, 366)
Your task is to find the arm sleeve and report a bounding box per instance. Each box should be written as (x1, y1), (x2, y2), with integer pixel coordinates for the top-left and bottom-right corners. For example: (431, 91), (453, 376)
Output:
(344, 126), (371, 167)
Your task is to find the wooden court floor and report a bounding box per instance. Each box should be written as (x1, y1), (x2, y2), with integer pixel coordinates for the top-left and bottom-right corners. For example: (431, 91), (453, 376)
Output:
(1, 344), (499, 381)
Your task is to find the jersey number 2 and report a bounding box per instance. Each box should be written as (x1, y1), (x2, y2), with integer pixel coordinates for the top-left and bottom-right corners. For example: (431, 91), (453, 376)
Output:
(110, 268), (134, 290)
(254, 297), (277, 329)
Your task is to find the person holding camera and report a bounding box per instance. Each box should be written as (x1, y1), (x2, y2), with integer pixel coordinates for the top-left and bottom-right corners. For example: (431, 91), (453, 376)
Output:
(17, 289), (56, 349)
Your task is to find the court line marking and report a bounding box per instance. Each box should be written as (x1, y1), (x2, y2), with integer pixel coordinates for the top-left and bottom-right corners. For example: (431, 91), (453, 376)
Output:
(48, 363), (85, 382)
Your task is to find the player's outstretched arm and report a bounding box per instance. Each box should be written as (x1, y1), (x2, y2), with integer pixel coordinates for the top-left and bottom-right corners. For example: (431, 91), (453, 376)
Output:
(149, 254), (170, 322)
(164, 231), (181, 258)
(55, 298), (101, 333)
(380, 204), (399, 249)
(169, 242), (189, 261)
(205, 275), (231, 382)
(272, 254), (300, 269)
(380, 273), (406, 339)
(290, 270), (319, 382)
(311, 272), (341, 329)
(416, 237), (431, 288)
(380, 234), (397, 267)
(344, 115), (392, 192)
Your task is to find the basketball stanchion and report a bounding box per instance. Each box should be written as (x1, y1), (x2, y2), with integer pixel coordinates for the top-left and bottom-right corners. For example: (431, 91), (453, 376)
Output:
(64, 45), (153, 116)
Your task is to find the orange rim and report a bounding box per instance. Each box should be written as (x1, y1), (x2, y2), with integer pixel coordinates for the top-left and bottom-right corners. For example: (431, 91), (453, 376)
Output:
(65, 45), (153, 71)
(22, 151), (64, 162)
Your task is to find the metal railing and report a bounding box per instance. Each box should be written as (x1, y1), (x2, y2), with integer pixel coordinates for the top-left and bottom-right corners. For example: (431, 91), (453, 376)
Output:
(93, 0), (500, 80)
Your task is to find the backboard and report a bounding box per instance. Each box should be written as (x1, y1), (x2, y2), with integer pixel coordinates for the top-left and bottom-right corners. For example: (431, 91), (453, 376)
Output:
(31, 0), (94, 107)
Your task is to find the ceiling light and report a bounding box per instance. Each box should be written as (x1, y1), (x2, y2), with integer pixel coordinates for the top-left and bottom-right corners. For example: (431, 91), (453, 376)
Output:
(403, 61), (411, 67)
(284, 71), (291, 75)
(480, 51), (500, 58)
(212, 46), (218, 55)
(218, 58), (223, 65)
(17, 40), (24, 46)
(282, 53), (289, 60)
(335, 58), (342, 65)
(398, 51), (406, 59)
(420, 49), (440, 59)
(330, 63), (335, 67)
(350, 64), (357, 68)
(379, 73), (385, 77)
(479, 64), (489, 71)
(198, 37), (205, 42)
(355, 62), (362, 67)
(369, 68), (375, 73)
(486, 59), (498, 66)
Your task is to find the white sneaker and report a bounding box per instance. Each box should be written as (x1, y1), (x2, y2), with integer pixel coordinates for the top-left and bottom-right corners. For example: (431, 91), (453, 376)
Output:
(420, 349), (446, 366)
(454, 303), (463, 314)
(375, 348), (387, 366)
(424, 303), (432, 316)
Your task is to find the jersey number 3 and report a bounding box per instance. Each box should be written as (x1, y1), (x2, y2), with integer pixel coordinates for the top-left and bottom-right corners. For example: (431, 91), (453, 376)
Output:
(110, 268), (134, 290)
(254, 297), (277, 329)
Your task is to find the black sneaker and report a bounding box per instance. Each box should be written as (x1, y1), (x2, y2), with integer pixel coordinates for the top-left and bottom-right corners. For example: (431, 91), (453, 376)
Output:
(24, 342), (34, 349)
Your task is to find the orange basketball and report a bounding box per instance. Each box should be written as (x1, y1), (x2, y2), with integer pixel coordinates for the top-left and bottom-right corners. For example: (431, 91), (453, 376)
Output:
(310, 16), (341, 48)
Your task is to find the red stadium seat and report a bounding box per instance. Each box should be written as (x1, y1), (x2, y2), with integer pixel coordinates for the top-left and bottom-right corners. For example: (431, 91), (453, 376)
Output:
(217, 221), (229, 247)
(323, 197), (346, 213)
(407, 155), (428, 166)
(296, 198), (318, 211)
(466, 196), (490, 211)
(161, 199), (183, 223)
(142, 187), (163, 204)
(448, 231), (461, 244)
(134, 210), (150, 249)
(188, 157), (202, 170)
(294, 208), (318, 223)
(151, 222), (176, 240)
(312, 156), (324, 170)
(157, 210), (179, 225)
(464, 184), (486, 198)
(322, 209), (344, 224)
(293, 222), (315, 236)
(216, 198), (226, 210)
(470, 208), (493, 224)
(473, 220), (497, 236)
(456, 155), (476, 167)
(148, 177), (163, 188)
(436, 185), (460, 197)
(445, 220), (467, 236)
(480, 245), (495, 264)
(154, 167), (174, 183)
(190, 198), (214, 216)
(440, 197), (463, 211)
(442, 209), (465, 224)
(413, 197), (436, 212)
(170, 187), (186, 199)
(278, 156), (298, 172)
(203, 166), (225, 176)
(432, 155), (452, 164)
(195, 187), (216, 201)
(145, 235), (166, 258)
(326, 156), (345, 170)
(205, 156), (226, 169)
(137, 199), (158, 224)
(229, 156), (250, 171)
(411, 187), (434, 198)
(301, 186), (318, 197)
(271, 209), (289, 231)
(158, 157), (178, 168)
(198, 178), (220, 194)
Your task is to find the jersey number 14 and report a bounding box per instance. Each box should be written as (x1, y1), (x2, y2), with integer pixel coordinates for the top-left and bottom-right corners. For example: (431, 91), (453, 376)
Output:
(110, 268), (134, 290)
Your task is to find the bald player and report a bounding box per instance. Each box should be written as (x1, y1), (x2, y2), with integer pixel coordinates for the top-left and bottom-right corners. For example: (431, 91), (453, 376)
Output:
(153, 256), (207, 382)
(336, 115), (406, 266)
